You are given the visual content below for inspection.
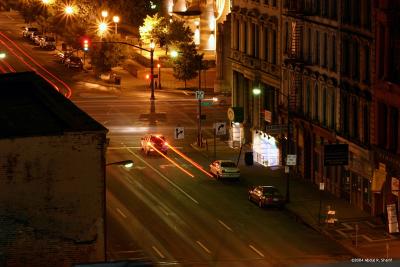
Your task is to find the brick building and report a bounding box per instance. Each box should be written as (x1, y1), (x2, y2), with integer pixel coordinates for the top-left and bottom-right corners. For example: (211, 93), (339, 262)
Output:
(371, 0), (400, 217)
(0, 72), (108, 266)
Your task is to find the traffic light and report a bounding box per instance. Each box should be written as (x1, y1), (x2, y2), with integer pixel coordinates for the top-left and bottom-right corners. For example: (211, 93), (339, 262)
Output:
(82, 38), (90, 51)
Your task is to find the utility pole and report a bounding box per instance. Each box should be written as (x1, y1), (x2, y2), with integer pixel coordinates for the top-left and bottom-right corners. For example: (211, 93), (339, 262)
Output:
(197, 69), (202, 147)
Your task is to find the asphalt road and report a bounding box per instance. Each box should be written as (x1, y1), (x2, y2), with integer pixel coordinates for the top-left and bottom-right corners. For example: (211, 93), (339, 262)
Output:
(0, 11), (353, 266)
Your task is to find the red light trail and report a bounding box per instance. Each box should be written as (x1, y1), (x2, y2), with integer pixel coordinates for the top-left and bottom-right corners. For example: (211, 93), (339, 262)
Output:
(0, 32), (72, 98)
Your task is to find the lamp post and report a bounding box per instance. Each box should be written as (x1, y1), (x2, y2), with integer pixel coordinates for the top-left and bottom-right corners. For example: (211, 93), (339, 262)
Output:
(101, 10), (108, 19)
(157, 64), (161, 89)
(112, 15), (119, 34)
(104, 159), (134, 260)
(150, 40), (155, 100)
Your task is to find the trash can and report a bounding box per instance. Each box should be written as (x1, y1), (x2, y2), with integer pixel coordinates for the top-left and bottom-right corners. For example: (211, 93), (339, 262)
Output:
(114, 76), (121, 85)
(244, 152), (253, 166)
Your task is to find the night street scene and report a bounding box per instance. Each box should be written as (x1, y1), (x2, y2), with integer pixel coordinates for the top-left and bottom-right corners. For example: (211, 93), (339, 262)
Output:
(1, 0), (400, 266)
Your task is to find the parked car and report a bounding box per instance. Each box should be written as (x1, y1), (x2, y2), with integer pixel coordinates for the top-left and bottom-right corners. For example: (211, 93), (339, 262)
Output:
(40, 36), (56, 50)
(22, 26), (38, 38)
(33, 34), (43, 46)
(64, 56), (83, 70)
(141, 134), (168, 155)
(209, 160), (240, 179)
(55, 51), (72, 63)
(248, 185), (285, 209)
(29, 31), (40, 42)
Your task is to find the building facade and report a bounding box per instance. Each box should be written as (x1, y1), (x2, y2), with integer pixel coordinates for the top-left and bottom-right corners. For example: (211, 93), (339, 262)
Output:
(229, 0), (282, 166)
(281, 0), (374, 213)
(371, 0), (400, 218)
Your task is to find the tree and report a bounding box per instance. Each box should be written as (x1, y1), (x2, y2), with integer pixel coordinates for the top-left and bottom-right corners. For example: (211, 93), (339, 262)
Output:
(139, 13), (164, 44)
(171, 42), (205, 89)
(18, 0), (41, 24)
(89, 35), (127, 76)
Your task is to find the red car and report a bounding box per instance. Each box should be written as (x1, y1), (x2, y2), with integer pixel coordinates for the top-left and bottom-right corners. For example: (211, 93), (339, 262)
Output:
(248, 185), (285, 209)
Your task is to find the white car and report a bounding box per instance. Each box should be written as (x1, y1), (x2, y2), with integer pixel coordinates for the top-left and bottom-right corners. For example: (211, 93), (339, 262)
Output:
(209, 160), (240, 179)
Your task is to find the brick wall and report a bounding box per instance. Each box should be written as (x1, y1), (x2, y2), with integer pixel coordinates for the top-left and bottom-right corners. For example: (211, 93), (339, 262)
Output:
(0, 132), (106, 264)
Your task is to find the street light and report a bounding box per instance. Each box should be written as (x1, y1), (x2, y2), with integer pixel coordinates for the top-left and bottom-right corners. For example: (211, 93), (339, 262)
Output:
(98, 22), (108, 39)
(112, 15), (120, 34)
(41, 0), (54, 5)
(157, 63), (161, 89)
(0, 52), (5, 59)
(150, 39), (155, 100)
(64, 5), (75, 15)
(101, 10), (108, 19)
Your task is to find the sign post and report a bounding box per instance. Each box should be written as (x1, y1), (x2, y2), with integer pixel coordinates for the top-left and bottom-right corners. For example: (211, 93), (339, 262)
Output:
(195, 90), (204, 147)
(174, 127), (184, 139)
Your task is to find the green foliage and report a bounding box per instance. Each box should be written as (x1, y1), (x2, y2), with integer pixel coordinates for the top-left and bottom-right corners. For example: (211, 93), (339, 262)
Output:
(139, 13), (164, 44)
(171, 42), (205, 89)
(108, 0), (162, 28)
(89, 35), (127, 76)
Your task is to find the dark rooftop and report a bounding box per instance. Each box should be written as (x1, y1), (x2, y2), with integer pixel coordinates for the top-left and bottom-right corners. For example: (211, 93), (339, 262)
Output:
(0, 72), (108, 139)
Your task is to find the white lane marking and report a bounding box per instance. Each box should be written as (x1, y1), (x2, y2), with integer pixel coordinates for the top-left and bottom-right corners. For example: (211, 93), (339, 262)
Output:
(218, 219), (233, 232)
(116, 208), (127, 219)
(159, 205), (170, 216)
(183, 91), (189, 95)
(249, 244), (264, 257)
(196, 241), (211, 254)
(125, 146), (199, 204)
(152, 245), (165, 259)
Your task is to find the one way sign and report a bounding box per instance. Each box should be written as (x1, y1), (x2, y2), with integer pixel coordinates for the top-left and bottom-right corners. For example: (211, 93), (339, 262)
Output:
(174, 127), (184, 139)
(214, 122), (226, 135)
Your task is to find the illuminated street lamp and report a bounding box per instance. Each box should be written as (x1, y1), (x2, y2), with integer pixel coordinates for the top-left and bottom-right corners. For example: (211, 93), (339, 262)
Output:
(41, 0), (54, 5)
(101, 10), (108, 18)
(150, 39), (155, 100)
(112, 15), (120, 34)
(0, 52), (6, 59)
(98, 22), (108, 39)
(171, 50), (178, 58)
(64, 5), (75, 15)
(157, 63), (161, 89)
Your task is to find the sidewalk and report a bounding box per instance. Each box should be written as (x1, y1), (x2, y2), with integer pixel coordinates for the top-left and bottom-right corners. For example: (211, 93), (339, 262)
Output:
(191, 138), (400, 261)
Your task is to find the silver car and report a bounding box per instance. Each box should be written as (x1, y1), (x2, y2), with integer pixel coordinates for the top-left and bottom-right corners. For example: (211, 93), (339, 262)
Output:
(209, 160), (240, 179)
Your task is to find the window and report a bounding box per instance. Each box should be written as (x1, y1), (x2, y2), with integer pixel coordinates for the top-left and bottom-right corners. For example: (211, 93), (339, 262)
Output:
(313, 0), (320, 15)
(363, 105), (370, 145)
(377, 103), (387, 147)
(378, 25), (385, 78)
(352, 97), (359, 139)
(284, 21), (289, 54)
(353, 41), (360, 80)
(272, 30), (277, 64)
(342, 93), (349, 135)
(331, 0), (337, 19)
(364, 45), (370, 83)
(332, 35), (336, 71)
(353, 0), (361, 26)
(323, 33), (328, 67)
(330, 88), (335, 129)
(343, 0), (351, 24)
(308, 28), (312, 63)
(244, 22), (248, 54)
(305, 80), (311, 116)
(236, 19), (240, 50)
(254, 24), (259, 58)
(365, 0), (371, 29)
(314, 82), (319, 121)
(315, 31), (320, 65)
(323, 86), (327, 125)
(264, 27), (269, 61)
(322, 0), (329, 17)
(342, 38), (350, 76)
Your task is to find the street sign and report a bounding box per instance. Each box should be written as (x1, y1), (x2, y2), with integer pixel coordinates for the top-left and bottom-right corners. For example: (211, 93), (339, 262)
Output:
(174, 127), (184, 139)
(286, 154), (297, 166)
(324, 144), (349, 166)
(195, 90), (204, 100)
(201, 101), (212, 106)
(215, 122), (226, 135)
(265, 124), (292, 134)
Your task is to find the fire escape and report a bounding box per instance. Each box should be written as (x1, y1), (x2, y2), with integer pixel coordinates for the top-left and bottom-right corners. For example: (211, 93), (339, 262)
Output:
(285, 0), (305, 114)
